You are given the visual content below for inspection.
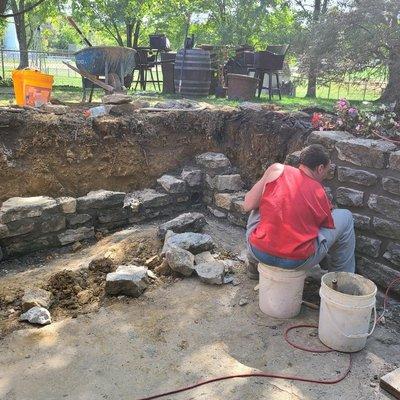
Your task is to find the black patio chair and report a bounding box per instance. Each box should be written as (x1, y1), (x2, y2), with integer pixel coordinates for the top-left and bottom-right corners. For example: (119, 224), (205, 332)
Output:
(253, 44), (289, 100)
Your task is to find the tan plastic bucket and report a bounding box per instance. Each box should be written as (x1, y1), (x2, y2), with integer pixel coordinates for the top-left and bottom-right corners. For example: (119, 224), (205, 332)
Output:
(318, 272), (377, 352)
(258, 264), (306, 319)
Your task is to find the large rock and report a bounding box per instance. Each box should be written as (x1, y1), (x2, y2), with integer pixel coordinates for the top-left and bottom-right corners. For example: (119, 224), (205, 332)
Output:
(40, 214), (66, 234)
(373, 217), (400, 240)
(352, 213), (371, 231)
(181, 168), (203, 187)
(355, 235), (381, 258)
(105, 265), (148, 297)
(368, 194), (400, 222)
(336, 187), (364, 207)
(157, 175), (187, 194)
(195, 152), (231, 175)
(19, 306), (51, 325)
(383, 243), (400, 266)
(21, 288), (52, 312)
(0, 196), (58, 223)
(194, 251), (215, 264)
(102, 93), (133, 104)
(3, 219), (35, 238)
(0, 223), (8, 239)
(124, 189), (172, 210)
(337, 167), (377, 187)
(77, 190), (125, 212)
(58, 226), (95, 245)
(67, 213), (92, 227)
(208, 174), (244, 192)
(195, 261), (225, 285)
(307, 131), (354, 150)
(335, 138), (396, 169)
(382, 177), (400, 196)
(165, 246), (195, 277)
(165, 232), (215, 255)
(158, 212), (206, 238)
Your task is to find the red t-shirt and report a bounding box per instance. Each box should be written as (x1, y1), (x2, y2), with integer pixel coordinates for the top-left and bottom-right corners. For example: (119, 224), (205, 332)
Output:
(249, 165), (334, 260)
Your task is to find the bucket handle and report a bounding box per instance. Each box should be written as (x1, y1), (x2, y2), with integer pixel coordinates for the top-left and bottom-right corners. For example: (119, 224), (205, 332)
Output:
(323, 299), (377, 339)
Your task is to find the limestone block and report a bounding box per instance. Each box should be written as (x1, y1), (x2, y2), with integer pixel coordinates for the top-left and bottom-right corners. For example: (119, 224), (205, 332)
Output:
(307, 131), (354, 149)
(4, 235), (58, 256)
(105, 265), (148, 297)
(19, 306), (51, 325)
(195, 261), (225, 285)
(389, 150), (400, 171)
(212, 175), (244, 192)
(0, 196), (57, 223)
(3, 219), (35, 238)
(352, 213), (371, 230)
(336, 187), (364, 207)
(181, 168), (203, 187)
(67, 213), (92, 227)
(165, 246), (195, 277)
(382, 177), (400, 196)
(21, 288), (52, 312)
(383, 243), (400, 266)
(207, 206), (227, 218)
(355, 235), (381, 258)
(195, 152), (231, 174)
(357, 257), (400, 296)
(335, 138), (396, 169)
(158, 212), (206, 238)
(368, 194), (400, 222)
(56, 197), (77, 214)
(165, 232), (214, 255)
(157, 175), (187, 194)
(373, 217), (400, 240)
(77, 190), (125, 212)
(124, 189), (171, 210)
(337, 167), (377, 187)
(58, 227), (95, 245)
(40, 214), (66, 233)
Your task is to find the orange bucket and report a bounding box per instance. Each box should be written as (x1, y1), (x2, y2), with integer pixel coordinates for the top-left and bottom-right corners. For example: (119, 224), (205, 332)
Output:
(12, 69), (54, 107)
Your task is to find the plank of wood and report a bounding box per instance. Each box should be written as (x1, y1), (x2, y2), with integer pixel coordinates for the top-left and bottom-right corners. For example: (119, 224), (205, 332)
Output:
(380, 368), (400, 399)
(62, 61), (115, 93)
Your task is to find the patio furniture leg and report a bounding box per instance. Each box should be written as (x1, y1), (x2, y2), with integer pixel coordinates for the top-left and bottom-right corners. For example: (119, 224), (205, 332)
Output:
(149, 68), (158, 91)
(276, 72), (281, 100)
(257, 71), (263, 98)
(268, 72), (272, 100)
(88, 83), (94, 103)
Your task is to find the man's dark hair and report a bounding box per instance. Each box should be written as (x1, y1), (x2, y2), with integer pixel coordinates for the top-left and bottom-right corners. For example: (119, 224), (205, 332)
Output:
(299, 144), (330, 170)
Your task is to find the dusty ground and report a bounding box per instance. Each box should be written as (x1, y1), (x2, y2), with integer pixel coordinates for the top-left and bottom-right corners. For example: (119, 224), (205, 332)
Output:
(0, 217), (399, 400)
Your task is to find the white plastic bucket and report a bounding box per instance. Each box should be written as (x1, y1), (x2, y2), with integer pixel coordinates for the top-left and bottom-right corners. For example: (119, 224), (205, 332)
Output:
(258, 263), (306, 319)
(318, 272), (377, 353)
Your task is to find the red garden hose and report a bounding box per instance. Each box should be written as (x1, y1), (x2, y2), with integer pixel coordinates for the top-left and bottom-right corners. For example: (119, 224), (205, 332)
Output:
(135, 278), (400, 400)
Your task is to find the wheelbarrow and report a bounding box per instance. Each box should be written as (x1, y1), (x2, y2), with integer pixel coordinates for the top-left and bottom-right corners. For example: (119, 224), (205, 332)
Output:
(63, 46), (137, 102)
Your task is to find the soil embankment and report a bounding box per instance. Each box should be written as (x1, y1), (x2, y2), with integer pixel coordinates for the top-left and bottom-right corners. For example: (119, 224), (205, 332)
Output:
(0, 107), (311, 201)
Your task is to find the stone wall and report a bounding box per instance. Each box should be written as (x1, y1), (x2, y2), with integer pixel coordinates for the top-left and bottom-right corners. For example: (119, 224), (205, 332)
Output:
(304, 131), (400, 295)
(0, 152), (248, 261)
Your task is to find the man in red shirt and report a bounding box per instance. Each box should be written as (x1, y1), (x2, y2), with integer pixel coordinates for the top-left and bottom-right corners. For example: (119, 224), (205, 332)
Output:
(244, 144), (355, 279)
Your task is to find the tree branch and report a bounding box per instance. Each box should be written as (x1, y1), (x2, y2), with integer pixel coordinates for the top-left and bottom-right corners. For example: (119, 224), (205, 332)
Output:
(0, 0), (46, 18)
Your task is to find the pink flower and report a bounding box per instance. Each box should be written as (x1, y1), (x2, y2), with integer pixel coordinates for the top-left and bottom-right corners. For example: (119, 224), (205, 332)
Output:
(348, 107), (358, 116)
(337, 99), (349, 110)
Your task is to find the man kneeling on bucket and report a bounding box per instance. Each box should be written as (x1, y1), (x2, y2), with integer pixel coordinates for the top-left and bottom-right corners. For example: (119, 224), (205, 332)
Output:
(244, 144), (355, 278)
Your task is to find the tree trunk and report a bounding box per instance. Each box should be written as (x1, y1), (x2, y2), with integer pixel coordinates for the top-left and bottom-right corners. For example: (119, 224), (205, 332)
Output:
(380, 45), (400, 105)
(11, 0), (29, 69)
(133, 20), (141, 48)
(126, 20), (135, 48)
(305, 0), (322, 98)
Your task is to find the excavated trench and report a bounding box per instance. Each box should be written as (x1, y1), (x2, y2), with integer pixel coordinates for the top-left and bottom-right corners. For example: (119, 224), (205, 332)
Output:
(0, 106), (311, 201)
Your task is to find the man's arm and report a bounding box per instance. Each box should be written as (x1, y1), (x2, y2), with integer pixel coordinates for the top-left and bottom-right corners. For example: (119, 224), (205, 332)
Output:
(243, 163), (284, 212)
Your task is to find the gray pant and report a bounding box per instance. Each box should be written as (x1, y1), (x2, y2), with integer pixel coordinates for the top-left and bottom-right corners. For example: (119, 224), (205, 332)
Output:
(246, 209), (356, 273)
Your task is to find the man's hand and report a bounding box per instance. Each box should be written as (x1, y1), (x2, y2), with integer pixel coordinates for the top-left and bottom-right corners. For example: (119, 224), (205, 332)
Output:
(243, 163), (284, 212)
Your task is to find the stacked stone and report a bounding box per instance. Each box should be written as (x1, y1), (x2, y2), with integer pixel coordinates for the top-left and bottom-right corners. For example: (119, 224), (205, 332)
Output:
(195, 152), (248, 227)
(297, 130), (400, 295)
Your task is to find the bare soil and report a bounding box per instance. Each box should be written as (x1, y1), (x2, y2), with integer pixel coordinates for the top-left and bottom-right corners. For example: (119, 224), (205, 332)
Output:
(0, 107), (310, 201)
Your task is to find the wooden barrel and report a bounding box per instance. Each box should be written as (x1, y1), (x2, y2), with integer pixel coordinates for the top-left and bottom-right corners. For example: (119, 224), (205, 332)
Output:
(174, 49), (211, 97)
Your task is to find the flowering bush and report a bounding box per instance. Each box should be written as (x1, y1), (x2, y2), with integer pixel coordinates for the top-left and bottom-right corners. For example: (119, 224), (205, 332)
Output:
(311, 99), (400, 142)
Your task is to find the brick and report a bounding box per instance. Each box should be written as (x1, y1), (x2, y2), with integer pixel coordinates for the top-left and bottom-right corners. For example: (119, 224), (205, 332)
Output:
(389, 150), (400, 171)
(337, 167), (377, 187)
(336, 187), (364, 207)
(335, 138), (396, 169)
(355, 235), (381, 258)
(383, 243), (400, 266)
(368, 194), (400, 222)
(373, 217), (400, 240)
(357, 256), (400, 296)
(157, 175), (187, 194)
(352, 213), (371, 230)
(382, 177), (400, 196)
(307, 131), (354, 150)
